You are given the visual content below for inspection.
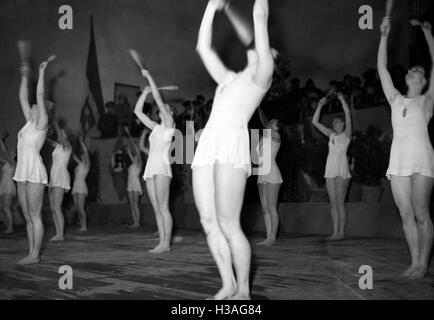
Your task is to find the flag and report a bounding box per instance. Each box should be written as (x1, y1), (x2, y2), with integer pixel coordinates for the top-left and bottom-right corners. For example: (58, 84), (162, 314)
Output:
(80, 96), (96, 134)
(80, 15), (105, 134)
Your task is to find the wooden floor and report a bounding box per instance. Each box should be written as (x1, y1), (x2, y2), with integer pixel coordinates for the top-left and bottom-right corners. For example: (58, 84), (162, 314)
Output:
(0, 226), (433, 300)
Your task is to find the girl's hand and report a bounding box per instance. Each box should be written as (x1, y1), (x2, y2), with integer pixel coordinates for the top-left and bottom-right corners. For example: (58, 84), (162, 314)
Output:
(141, 69), (151, 79)
(421, 21), (432, 33)
(318, 97), (327, 108)
(39, 61), (48, 71)
(337, 92), (345, 101)
(380, 17), (391, 37)
(142, 86), (152, 94)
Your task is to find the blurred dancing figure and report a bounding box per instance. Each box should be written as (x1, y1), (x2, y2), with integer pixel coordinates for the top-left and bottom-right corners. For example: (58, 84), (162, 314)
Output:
(192, 0), (274, 299)
(47, 120), (72, 241)
(0, 135), (17, 234)
(72, 136), (90, 232)
(378, 17), (434, 279)
(256, 107), (283, 246)
(312, 93), (352, 240)
(125, 127), (143, 228)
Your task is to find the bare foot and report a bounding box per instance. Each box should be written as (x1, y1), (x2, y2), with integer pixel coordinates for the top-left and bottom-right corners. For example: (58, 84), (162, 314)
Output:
(207, 285), (237, 300)
(21, 256), (40, 265)
(49, 235), (64, 242)
(3, 229), (13, 235)
(128, 224), (140, 229)
(149, 244), (171, 253)
(257, 239), (276, 246)
(17, 256), (31, 265)
(78, 228), (88, 232)
(227, 292), (251, 300)
(326, 234), (345, 241)
(408, 265), (428, 280)
(401, 264), (419, 278)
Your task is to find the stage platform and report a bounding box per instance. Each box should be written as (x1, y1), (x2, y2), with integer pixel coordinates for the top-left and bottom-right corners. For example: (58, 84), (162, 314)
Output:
(0, 226), (433, 300)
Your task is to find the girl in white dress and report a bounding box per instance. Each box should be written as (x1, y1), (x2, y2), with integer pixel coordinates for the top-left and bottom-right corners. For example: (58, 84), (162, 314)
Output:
(14, 58), (52, 265)
(378, 17), (434, 279)
(72, 137), (90, 232)
(256, 107), (283, 246)
(134, 71), (175, 253)
(0, 138), (16, 234)
(312, 93), (352, 241)
(192, 0), (274, 300)
(125, 127), (143, 228)
(47, 121), (72, 241)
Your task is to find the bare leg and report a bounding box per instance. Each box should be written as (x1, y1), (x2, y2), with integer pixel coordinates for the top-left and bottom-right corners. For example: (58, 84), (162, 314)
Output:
(74, 194), (87, 231)
(391, 176), (420, 277)
(49, 187), (65, 241)
(411, 174), (434, 279)
(193, 166), (236, 300)
(153, 175), (172, 252)
(335, 177), (350, 239)
(215, 164), (250, 300)
(146, 178), (165, 251)
(2, 194), (14, 234)
(127, 191), (140, 228)
(263, 183), (281, 245)
(49, 189), (59, 237)
(133, 192), (141, 227)
(17, 183), (33, 264)
(24, 182), (45, 264)
(257, 183), (271, 245)
(326, 178), (339, 240)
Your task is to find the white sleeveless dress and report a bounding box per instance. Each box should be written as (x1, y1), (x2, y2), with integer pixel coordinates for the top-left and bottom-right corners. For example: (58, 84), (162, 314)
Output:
(192, 67), (270, 176)
(143, 124), (175, 180)
(257, 137), (283, 184)
(72, 162), (89, 195)
(49, 144), (72, 190)
(386, 94), (434, 179)
(13, 121), (48, 185)
(324, 133), (351, 179)
(0, 163), (16, 195)
(127, 162), (143, 194)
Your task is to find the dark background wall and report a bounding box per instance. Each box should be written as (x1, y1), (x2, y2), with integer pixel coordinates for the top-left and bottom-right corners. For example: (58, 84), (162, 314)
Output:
(0, 0), (413, 145)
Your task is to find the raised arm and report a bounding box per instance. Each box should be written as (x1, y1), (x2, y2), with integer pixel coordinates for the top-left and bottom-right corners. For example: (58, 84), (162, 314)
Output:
(141, 70), (173, 125)
(124, 126), (141, 159)
(72, 154), (81, 164)
(251, 0), (274, 89)
(312, 97), (333, 137)
(36, 61), (49, 131)
(125, 145), (135, 163)
(19, 65), (32, 122)
(79, 138), (90, 166)
(377, 17), (399, 105)
(134, 87), (158, 130)
(196, 0), (230, 85)
(337, 93), (352, 138)
(139, 129), (149, 155)
(0, 139), (14, 165)
(421, 22), (434, 111)
(224, 1), (254, 46)
(258, 107), (269, 127)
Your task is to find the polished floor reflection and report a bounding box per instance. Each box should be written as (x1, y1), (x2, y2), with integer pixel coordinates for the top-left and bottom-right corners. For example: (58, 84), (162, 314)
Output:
(0, 227), (433, 299)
